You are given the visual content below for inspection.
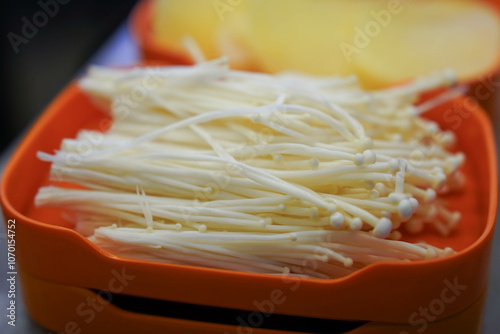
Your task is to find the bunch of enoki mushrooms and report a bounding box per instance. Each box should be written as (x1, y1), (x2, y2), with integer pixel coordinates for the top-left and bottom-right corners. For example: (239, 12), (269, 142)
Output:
(35, 57), (465, 279)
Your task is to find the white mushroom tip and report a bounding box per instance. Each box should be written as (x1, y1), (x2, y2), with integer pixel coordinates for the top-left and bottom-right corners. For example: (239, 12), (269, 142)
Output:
(447, 211), (461, 227)
(264, 217), (273, 225)
(405, 218), (424, 234)
(389, 159), (400, 173)
(389, 230), (402, 240)
(444, 247), (456, 256)
(425, 189), (436, 202)
(251, 113), (261, 123)
(408, 105), (418, 118)
(326, 203), (337, 213)
(433, 172), (447, 189)
(354, 153), (365, 166)
(363, 150), (376, 164)
(343, 258), (354, 267)
(425, 247), (438, 259)
(372, 218), (393, 238)
(365, 180), (376, 190)
(310, 158), (319, 169)
(389, 192), (404, 204)
(349, 217), (362, 231)
(424, 204), (438, 221)
(358, 137), (373, 150)
(442, 68), (457, 85)
(409, 197), (419, 213)
(398, 199), (413, 219)
(309, 206), (319, 219)
(330, 212), (344, 228)
(375, 183), (388, 196)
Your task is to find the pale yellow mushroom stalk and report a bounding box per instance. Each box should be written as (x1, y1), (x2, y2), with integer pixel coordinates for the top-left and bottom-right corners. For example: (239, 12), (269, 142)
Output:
(35, 57), (464, 278)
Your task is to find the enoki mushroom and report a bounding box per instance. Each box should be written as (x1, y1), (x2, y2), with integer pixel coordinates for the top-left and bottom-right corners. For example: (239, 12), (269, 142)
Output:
(35, 57), (464, 278)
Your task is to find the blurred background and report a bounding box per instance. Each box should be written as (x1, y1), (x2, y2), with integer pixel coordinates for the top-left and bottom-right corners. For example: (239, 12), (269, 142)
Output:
(0, 0), (138, 151)
(0, 1), (499, 333)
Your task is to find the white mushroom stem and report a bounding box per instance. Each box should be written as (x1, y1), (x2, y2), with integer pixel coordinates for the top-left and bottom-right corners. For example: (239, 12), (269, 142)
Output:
(35, 58), (464, 279)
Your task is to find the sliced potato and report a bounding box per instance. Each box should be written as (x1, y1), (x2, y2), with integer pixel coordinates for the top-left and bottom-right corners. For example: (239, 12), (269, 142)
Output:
(352, 0), (500, 88)
(151, 0), (500, 88)
(152, 0), (222, 59)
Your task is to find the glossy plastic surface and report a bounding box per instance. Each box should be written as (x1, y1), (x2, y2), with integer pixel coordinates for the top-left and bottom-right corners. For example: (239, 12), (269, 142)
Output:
(0, 80), (497, 326)
(130, 0), (193, 66)
(19, 268), (486, 334)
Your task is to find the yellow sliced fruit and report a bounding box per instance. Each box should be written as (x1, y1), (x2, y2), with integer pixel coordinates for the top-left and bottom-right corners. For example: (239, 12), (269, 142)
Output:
(151, 0), (500, 89)
(351, 0), (500, 88)
(151, 0), (223, 59)
(239, 0), (379, 76)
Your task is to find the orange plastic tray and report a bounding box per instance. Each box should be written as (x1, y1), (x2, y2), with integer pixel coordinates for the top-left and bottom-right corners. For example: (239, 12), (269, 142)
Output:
(130, 0), (193, 66)
(0, 82), (497, 333)
(19, 268), (487, 334)
(130, 0), (500, 115)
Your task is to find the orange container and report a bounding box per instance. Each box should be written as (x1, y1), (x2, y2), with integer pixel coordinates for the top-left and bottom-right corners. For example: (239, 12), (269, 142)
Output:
(131, 0), (192, 66)
(0, 78), (497, 333)
(130, 0), (500, 117)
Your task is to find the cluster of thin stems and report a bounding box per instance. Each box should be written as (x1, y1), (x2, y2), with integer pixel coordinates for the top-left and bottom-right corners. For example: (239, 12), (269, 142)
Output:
(35, 58), (464, 278)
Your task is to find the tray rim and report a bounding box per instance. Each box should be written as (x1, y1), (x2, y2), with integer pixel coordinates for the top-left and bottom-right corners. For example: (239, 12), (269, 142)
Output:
(1, 80), (498, 281)
(0, 81), (497, 323)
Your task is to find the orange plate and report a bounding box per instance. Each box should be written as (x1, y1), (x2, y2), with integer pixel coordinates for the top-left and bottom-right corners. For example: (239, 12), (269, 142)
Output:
(0, 81), (497, 326)
(19, 268), (487, 334)
(130, 0), (193, 65)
